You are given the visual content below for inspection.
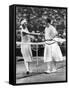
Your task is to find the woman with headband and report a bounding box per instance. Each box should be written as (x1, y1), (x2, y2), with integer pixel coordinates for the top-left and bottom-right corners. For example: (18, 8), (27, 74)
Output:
(20, 19), (34, 75)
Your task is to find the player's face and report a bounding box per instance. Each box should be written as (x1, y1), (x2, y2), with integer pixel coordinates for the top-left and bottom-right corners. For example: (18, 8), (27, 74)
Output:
(21, 22), (27, 29)
(24, 22), (27, 27)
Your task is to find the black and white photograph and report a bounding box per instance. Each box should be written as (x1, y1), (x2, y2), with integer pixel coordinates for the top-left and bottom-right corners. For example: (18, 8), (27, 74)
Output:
(15, 5), (67, 84)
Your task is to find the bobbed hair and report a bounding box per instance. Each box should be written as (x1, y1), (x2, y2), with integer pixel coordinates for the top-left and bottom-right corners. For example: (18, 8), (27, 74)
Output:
(46, 18), (51, 24)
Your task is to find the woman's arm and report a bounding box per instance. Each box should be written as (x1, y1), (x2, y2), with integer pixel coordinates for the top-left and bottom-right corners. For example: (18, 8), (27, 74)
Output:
(28, 35), (35, 39)
(51, 27), (58, 39)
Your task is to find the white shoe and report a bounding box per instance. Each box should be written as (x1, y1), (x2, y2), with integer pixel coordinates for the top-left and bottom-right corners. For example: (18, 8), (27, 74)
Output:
(45, 70), (51, 74)
(51, 69), (57, 73)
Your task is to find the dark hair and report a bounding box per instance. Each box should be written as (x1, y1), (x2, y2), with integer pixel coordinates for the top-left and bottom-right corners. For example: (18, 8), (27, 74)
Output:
(46, 18), (51, 24)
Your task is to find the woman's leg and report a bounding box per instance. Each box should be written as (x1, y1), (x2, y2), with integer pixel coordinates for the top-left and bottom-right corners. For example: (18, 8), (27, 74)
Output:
(47, 61), (51, 71)
(24, 61), (29, 71)
(51, 43), (60, 72)
(45, 61), (52, 73)
(24, 61), (30, 74)
(51, 60), (57, 72)
(44, 44), (52, 73)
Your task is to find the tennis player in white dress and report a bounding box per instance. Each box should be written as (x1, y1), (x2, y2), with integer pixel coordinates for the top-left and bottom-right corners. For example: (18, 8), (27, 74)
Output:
(20, 19), (34, 74)
(44, 18), (63, 73)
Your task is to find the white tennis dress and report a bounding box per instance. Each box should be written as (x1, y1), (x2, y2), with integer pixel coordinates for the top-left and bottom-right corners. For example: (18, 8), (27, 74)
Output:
(44, 25), (63, 62)
(20, 26), (32, 62)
